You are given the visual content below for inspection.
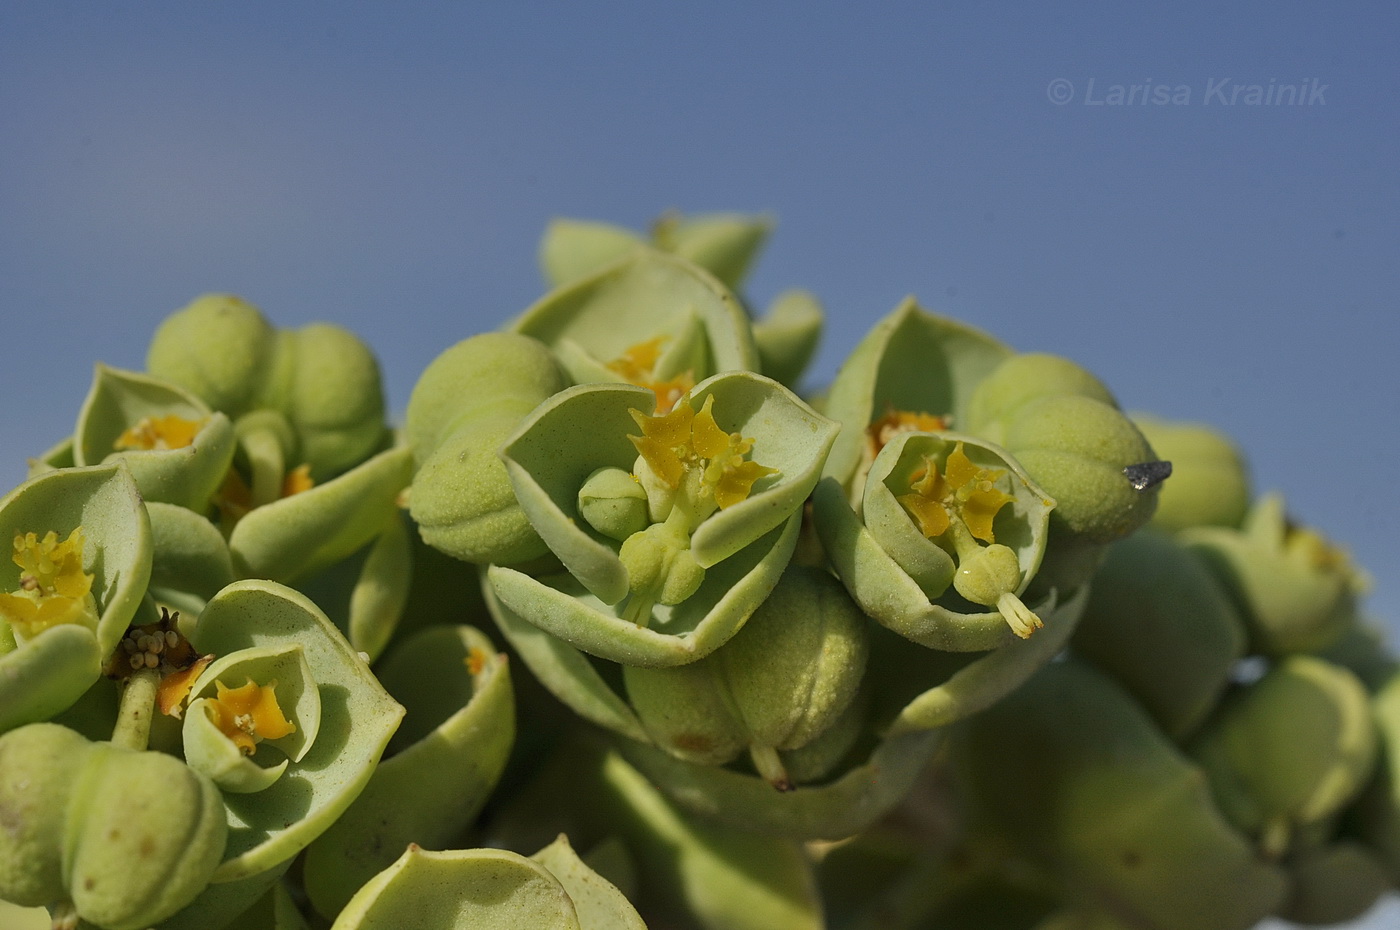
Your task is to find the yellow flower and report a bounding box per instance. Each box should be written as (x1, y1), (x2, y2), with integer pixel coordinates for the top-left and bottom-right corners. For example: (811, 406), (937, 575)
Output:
(865, 408), (951, 461)
(0, 528), (97, 639)
(629, 394), (777, 511)
(607, 336), (695, 413)
(897, 443), (1014, 544)
(115, 414), (205, 451)
(205, 679), (296, 756)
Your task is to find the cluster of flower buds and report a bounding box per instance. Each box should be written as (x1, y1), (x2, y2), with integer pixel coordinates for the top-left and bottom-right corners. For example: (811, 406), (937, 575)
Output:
(0, 211), (1392, 930)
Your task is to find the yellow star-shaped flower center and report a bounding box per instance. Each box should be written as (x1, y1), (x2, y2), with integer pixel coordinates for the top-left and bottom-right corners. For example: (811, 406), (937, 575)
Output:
(0, 528), (96, 639)
(896, 443), (1014, 544)
(206, 679), (296, 756)
(115, 414), (206, 451)
(629, 394), (778, 511)
(607, 337), (695, 413)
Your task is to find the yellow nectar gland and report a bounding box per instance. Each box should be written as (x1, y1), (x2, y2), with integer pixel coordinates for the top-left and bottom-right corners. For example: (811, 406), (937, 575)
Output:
(629, 394), (777, 511)
(114, 413), (205, 451)
(866, 408), (951, 461)
(897, 443), (1013, 544)
(0, 528), (96, 639)
(607, 336), (696, 413)
(207, 679), (296, 756)
(214, 463), (317, 526)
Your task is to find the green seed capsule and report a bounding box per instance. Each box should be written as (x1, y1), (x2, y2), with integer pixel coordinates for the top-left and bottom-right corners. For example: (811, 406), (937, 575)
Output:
(406, 332), (568, 565)
(1001, 394), (1161, 544)
(624, 567), (869, 790)
(1188, 655), (1376, 858)
(0, 723), (227, 930)
(0, 723), (89, 907)
(965, 352), (1117, 441)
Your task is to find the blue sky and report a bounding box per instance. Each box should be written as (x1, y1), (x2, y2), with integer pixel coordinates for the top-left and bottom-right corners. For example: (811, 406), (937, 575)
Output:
(5, 4), (1397, 597)
(4, 3), (1396, 602)
(2, 4), (1398, 924)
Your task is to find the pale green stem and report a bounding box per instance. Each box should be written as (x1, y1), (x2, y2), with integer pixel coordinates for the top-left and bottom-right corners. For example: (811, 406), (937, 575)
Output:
(111, 667), (161, 752)
(749, 743), (794, 792)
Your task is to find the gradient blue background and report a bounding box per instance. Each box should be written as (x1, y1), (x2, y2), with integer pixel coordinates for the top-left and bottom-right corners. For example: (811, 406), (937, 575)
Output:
(2, 5), (1397, 926)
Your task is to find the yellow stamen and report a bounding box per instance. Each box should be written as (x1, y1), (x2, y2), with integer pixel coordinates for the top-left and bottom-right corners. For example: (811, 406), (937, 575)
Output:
(866, 408), (951, 460)
(281, 464), (315, 497)
(207, 679), (296, 756)
(465, 647), (488, 676)
(896, 442), (1014, 544)
(0, 528), (96, 638)
(629, 395), (777, 509)
(115, 414), (205, 451)
(607, 337), (695, 413)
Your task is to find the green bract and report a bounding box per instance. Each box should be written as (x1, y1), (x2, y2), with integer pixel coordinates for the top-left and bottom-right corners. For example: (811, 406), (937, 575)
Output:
(954, 660), (1288, 930)
(814, 430), (1055, 651)
(74, 365), (237, 511)
(1188, 654), (1377, 858)
(541, 210), (771, 292)
(1184, 493), (1364, 656)
(187, 580), (404, 881)
(0, 464), (151, 733)
(821, 297), (1011, 495)
(329, 841), (646, 930)
(512, 249), (759, 389)
(182, 643), (321, 793)
(492, 371), (836, 666)
(303, 625), (515, 918)
(227, 445), (412, 583)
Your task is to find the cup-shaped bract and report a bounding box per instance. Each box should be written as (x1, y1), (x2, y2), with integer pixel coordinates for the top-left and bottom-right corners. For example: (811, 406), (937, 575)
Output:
(182, 643), (321, 793)
(188, 580), (404, 882)
(954, 660), (1288, 930)
(511, 249), (759, 394)
(303, 625), (515, 919)
(328, 844), (642, 930)
(540, 210), (771, 293)
(227, 445), (413, 583)
(1132, 415), (1251, 532)
(494, 371), (835, 666)
(654, 210), (772, 291)
(0, 464), (151, 732)
(815, 430), (1054, 651)
(406, 332), (568, 565)
(821, 298), (1011, 495)
(1071, 529), (1248, 741)
(1183, 494), (1363, 656)
(751, 289), (823, 389)
(74, 365), (237, 512)
(1188, 654), (1377, 858)
(540, 217), (646, 287)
